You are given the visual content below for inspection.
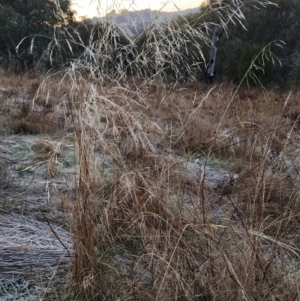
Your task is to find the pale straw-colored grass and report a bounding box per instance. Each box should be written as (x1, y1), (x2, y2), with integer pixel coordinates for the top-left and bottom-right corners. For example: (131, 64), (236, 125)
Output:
(3, 0), (300, 299)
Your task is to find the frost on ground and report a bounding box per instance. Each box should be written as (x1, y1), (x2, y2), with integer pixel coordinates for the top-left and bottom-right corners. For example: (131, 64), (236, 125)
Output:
(0, 214), (72, 300)
(0, 133), (239, 300)
(0, 134), (74, 300)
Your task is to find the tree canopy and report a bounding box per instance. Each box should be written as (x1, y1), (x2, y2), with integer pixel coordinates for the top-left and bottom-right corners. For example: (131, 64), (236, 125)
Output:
(0, 0), (299, 87)
(0, 0), (73, 69)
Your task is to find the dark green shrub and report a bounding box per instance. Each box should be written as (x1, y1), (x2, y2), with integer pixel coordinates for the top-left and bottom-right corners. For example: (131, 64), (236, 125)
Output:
(238, 44), (274, 86)
(288, 52), (300, 86)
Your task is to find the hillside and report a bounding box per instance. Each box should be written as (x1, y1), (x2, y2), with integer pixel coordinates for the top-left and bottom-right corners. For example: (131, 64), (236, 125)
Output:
(91, 7), (200, 36)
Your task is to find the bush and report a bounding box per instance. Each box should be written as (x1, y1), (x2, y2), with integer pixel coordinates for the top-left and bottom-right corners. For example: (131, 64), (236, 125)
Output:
(238, 44), (274, 86)
(288, 52), (300, 86)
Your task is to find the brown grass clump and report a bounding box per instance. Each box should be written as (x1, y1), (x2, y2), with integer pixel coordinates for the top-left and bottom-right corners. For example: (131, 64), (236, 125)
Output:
(3, 63), (300, 300)
(3, 1), (300, 298)
(44, 68), (300, 300)
(0, 70), (66, 135)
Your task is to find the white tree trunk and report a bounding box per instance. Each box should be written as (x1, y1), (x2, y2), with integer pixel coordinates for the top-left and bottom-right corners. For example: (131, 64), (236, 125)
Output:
(206, 3), (244, 83)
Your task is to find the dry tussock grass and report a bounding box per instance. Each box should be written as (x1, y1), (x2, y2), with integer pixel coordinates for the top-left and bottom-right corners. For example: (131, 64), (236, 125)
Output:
(0, 70), (66, 135)
(5, 2), (300, 299)
(2, 65), (300, 300)
(41, 70), (300, 300)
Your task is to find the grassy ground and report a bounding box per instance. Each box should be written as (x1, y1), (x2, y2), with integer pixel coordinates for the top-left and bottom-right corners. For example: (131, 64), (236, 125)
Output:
(1, 69), (300, 300)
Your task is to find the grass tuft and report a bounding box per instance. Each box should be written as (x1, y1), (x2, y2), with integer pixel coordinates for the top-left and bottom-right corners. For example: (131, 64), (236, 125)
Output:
(2, 0), (300, 299)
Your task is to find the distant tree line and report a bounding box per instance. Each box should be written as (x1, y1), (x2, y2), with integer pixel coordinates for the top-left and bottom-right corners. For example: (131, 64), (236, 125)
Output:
(201, 0), (300, 86)
(0, 0), (299, 86)
(0, 0), (73, 70)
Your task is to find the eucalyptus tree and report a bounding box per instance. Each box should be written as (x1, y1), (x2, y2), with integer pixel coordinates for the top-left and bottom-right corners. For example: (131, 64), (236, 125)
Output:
(204, 0), (300, 84)
(0, 0), (73, 69)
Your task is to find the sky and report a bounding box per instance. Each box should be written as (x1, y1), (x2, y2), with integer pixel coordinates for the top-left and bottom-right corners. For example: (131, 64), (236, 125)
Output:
(71, 0), (201, 19)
